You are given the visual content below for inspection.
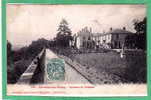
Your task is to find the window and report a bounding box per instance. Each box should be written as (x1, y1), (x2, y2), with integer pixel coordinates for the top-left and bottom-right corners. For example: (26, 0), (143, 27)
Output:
(83, 41), (86, 47)
(106, 35), (108, 40)
(116, 34), (119, 39)
(103, 40), (106, 43)
(119, 42), (121, 48)
(108, 35), (110, 40)
(114, 41), (117, 48)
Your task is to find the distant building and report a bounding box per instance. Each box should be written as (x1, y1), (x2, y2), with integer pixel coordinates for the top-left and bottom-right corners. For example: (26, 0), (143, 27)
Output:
(74, 27), (134, 49)
(74, 27), (94, 49)
(100, 27), (134, 49)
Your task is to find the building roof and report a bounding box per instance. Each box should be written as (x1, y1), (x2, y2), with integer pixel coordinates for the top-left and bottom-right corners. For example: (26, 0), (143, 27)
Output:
(76, 28), (134, 37)
(92, 33), (102, 37)
(107, 29), (133, 34)
(91, 28), (134, 37)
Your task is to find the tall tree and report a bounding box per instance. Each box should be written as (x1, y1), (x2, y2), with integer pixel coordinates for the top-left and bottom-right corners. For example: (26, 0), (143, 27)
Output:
(125, 17), (146, 50)
(134, 17), (146, 50)
(57, 19), (72, 35)
(7, 40), (12, 65)
(134, 17), (146, 34)
(56, 19), (73, 47)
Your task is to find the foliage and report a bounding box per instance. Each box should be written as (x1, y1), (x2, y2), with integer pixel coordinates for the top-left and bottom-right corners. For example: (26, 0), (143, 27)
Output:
(7, 38), (50, 84)
(69, 50), (146, 83)
(123, 50), (146, 83)
(134, 17), (146, 34)
(57, 19), (72, 35)
(55, 19), (73, 47)
(7, 60), (31, 83)
(125, 17), (146, 50)
(134, 17), (146, 50)
(7, 41), (12, 65)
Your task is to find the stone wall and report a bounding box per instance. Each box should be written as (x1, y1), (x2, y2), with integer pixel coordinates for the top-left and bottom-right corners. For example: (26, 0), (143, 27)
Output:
(17, 49), (46, 84)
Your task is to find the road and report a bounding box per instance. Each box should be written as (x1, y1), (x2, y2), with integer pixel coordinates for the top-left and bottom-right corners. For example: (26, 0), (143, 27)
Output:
(45, 49), (90, 84)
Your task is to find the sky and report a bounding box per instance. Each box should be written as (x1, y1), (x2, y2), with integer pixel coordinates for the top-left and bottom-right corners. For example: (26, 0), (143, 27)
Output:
(7, 4), (146, 47)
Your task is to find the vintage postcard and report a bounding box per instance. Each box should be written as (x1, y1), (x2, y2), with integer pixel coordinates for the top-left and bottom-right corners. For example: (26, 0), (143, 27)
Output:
(6, 4), (147, 96)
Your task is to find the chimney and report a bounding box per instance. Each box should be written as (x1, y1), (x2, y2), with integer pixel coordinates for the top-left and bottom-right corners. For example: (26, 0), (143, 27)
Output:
(110, 27), (112, 31)
(123, 27), (126, 30)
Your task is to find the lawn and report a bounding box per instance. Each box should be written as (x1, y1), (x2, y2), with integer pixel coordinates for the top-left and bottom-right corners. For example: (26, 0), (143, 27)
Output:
(68, 50), (146, 84)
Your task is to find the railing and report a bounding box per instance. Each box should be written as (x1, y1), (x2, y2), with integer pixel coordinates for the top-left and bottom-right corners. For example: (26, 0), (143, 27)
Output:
(17, 48), (46, 84)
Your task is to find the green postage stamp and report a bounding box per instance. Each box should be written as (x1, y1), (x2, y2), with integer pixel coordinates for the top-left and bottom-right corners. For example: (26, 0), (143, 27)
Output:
(46, 58), (65, 81)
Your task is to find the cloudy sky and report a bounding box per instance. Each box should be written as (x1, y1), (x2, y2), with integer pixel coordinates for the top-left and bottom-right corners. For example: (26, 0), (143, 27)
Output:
(7, 4), (146, 47)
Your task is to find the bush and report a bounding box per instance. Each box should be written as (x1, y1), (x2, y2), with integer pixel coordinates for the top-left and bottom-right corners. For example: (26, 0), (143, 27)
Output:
(7, 38), (49, 84)
(123, 50), (146, 83)
(7, 59), (31, 84)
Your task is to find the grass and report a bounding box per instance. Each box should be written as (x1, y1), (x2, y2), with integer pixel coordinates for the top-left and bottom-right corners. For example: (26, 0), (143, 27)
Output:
(68, 50), (146, 83)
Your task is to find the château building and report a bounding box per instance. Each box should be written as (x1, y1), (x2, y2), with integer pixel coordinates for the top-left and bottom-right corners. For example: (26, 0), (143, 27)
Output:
(74, 26), (134, 49)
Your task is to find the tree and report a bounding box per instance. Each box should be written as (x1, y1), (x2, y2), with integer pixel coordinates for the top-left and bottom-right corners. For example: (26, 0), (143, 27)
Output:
(57, 19), (72, 35)
(56, 19), (73, 47)
(125, 17), (146, 50)
(134, 17), (146, 34)
(133, 17), (146, 50)
(7, 38), (50, 84)
(7, 40), (12, 65)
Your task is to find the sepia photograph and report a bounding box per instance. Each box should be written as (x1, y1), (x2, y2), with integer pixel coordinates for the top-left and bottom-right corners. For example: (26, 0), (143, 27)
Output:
(6, 4), (147, 96)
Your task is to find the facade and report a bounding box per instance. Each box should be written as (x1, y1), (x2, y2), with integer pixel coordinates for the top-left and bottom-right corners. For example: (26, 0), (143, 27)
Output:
(74, 27), (134, 49)
(102, 27), (134, 49)
(74, 27), (94, 49)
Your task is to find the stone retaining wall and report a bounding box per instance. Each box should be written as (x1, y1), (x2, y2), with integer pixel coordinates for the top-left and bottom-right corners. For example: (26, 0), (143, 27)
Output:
(17, 49), (46, 84)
